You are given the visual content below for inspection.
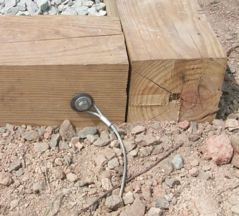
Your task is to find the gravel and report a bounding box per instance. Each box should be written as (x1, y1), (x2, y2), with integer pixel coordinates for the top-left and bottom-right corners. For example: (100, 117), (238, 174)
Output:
(105, 195), (123, 211)
(171, 154), (184, 170)
(123, 191), (134, 205)
(0, 0), (107, 16)
(59, 120), (76, 141)
(78, 127), (98, 139)
(66, 172), (78, 182)
(155, 197), (170, 210)
(34, 142), (49, 153)
(147, 207), (163, 216)
(50, 133), (61, 149)
(0, 172), (13, 186)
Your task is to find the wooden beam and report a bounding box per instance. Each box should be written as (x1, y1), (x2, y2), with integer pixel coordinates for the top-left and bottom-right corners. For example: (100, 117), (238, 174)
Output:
(0, 16), (121, 43)
(104, 0), (119, 17)
(117, 0), (227, 122)
(0, 16), (128, 126)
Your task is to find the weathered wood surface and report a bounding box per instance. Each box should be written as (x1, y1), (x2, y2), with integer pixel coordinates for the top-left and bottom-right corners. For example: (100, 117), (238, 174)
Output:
(104, 0), (119, 16)
(0, 16), (129, 126)
(117, 0), (227, 122)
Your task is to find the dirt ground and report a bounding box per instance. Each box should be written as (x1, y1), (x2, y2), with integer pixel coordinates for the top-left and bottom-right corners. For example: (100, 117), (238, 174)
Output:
(0, 1), (239, 216)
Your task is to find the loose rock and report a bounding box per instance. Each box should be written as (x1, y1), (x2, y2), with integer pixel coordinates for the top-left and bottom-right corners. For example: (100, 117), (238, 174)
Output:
(164, 178), (180, 188)
(93, 137), (110, 147)
(178, 120), (190, 130)
(59, 120), (76, 141)
(124, 140), (136, 152)
(231, 153), (239, 168)
(8, 160), (22, 172)
(94, 154), (107, 167)
(105, 195), (123, 211)
(205, 134), (233, 165)
(190, 159), (199, 167)
(101, 178), (113, 190)
(86, 134), (98, 144)
(66, 173), (78, 182)
(22, 130), (40, 141)
(231, 205), (239, 215)
(50, 134), (61, 149)
(37, 0), (49, 12)
(70, 136), (79, 146)
(123, 191), (134, 205)
(225, 119), (239, 131)
(34, 142), (49, 154)
(171, 154), (184, 170)
(78, 127), (98, 139)
(189, 167), (199, 177)
(121, 198), (145, 216)
(0, 172), (13, 186)
(108, 158), (119, 169)
(10, 199), (19, 210)
(59, 141), (69, 150)
(231, 134), (239, 153)
(32, 181), (45, 193)
(131, 125), (146, 135)
(147, 207), (163, 216)
(155, 197), (170, 210)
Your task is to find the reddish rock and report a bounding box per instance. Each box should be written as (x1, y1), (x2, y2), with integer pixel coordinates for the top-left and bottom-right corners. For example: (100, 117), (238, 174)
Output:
(205, 134), (233, 165)
(178, 121), (190, 130)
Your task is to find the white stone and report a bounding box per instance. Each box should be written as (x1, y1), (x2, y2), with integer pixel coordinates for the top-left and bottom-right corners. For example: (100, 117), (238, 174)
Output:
(37, 0), (49, 12)
(123, 191), (134, 205)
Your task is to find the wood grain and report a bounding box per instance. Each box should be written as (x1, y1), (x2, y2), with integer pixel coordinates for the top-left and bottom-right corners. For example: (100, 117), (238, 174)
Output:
(104, 0), (119, 17)
(0, 16), (121, 43)
(117, 0), (227, 122)
(0, 16), (128, 126)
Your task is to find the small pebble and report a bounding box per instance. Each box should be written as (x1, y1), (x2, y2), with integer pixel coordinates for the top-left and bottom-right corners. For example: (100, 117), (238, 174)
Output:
(131, 125), (146, 135)
(189, 167), (199, 177)
(59, 120), (76, 141)
(105, 195), (123, 211)
(171, 154), (184, 170)
(32, 181), (45, 193)
(178, 120), (190, 130)
(101, 178), (113, 190)
(155, 197), (170, 210)
(190, 159), (199, 167)
(0, 172), (13, 186)
(108, 158), (119, 169)
(34, 142), (49, 154)
(123, 191), (134, 205)
(66, 173), (78, 182)
(147, 207), (163, 216)
(78, 127), (98, 139)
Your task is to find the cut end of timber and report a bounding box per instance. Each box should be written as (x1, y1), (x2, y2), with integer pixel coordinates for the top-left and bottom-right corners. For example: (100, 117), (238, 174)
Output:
(116, 0), (227, 123)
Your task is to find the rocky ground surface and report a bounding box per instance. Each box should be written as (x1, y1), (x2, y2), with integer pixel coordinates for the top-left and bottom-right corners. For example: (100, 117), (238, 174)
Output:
(0, 119), (239, 216)
(0, 0), (106, 16)
(0, 0), (239, 216)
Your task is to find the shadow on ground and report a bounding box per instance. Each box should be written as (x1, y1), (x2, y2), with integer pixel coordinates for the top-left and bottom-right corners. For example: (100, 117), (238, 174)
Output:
(217, 65), (239, 119)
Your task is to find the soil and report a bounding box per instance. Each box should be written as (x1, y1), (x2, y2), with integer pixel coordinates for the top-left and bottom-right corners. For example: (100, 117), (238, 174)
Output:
(0, 0), (239, 216)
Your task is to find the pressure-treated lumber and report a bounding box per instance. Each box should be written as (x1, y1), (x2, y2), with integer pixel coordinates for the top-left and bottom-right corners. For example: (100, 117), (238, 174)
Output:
(0, 16), (128, 126)
(104, 0), (119, 16)
(116, 0), (227, 122)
